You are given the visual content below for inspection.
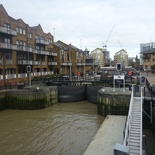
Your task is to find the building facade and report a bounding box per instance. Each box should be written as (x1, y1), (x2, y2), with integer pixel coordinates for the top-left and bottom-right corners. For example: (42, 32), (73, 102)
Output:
(0, 4), (86, 86)
(140, 42), (155, 65)
(114, 49), (128, 67)
(142, 48), (155, 70)
(90, 48), (104, 68)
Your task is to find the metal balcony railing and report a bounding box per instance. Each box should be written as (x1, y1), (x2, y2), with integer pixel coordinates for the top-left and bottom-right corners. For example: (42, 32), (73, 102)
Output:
(17, 46), (33, 52)
(5, 74), (16, 79)
(0, 26), (17, 36)
(0, 42), (17, 50)
(35, 38), (49, 45)
(17, 60), (33, 65)
(48, 62), (57, 65)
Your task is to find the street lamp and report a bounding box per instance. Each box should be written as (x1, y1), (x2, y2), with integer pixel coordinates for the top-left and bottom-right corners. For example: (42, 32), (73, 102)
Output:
(69, 44), (72, 79)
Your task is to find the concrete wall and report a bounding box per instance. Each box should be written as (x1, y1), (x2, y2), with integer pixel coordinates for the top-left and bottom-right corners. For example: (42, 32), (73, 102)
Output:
(97, 88), (131, 116)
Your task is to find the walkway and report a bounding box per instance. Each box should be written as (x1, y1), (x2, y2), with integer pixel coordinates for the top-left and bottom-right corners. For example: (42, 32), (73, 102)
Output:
(83, 115), (126, 155)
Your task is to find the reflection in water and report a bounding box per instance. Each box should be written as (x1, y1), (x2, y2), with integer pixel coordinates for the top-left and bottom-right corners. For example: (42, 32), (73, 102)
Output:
(0, 101), (104, 155)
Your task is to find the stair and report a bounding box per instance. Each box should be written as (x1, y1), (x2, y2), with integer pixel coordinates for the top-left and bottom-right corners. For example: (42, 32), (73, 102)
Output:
(128, 97), (142, 155)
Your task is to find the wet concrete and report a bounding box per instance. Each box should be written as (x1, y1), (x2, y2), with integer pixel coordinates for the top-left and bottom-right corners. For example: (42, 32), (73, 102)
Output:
(0, 101), (104, 155)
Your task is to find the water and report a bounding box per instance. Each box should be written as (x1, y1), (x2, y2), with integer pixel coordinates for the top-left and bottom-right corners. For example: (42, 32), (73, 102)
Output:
(0, 101), (104, 155)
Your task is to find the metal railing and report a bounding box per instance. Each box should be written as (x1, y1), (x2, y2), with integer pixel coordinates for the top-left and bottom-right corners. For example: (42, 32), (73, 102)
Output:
(140, 87), (143, 155)
(123, 85), (143, 155)
(123, 85), (134, 146)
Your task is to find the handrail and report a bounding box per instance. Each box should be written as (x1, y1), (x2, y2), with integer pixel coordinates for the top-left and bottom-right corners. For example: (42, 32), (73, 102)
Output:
(140, 87), (143, 155)
(123, 85), (134, 145)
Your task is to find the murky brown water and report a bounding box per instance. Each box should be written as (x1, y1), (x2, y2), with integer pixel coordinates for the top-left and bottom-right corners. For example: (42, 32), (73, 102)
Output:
(0, 101), (104, 155)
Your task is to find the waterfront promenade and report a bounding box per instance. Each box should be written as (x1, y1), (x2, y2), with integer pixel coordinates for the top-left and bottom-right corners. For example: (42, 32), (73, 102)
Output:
(141, 71), (155, 85)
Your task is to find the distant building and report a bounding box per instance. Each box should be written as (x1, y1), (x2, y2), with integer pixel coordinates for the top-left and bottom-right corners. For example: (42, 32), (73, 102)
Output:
(142, 48), (155, 70)
(90, 48), (104, 67)
(114, 49), (128, 67)
(84, 48), (98, 74)
(140, 42), (155, 65)
(128, 56), (140, 70)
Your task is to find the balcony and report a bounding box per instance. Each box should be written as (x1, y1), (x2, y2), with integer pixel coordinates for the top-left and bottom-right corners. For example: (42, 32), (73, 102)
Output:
(33, 61), (41, 65)
(0, 59), (3, 65)
(40, 50), (49, 55)
(35, 38), (49, 45)
(5, 60), (12, 65)
(17, 60), (33, 65)
(5, 74), (16, 79)
(0, 75), (3, 80)
(0, 42), (17, 50)
(61, 62), (72, 66)
(18, 73), (27, 78)
(17, 46), (33, 53)
(49, 52), (57, 56)
(0, 26), (17, 36)
(48, 62), (57, 65)
(33, 49), (41, 54)
(34, 72), (41, 76)
(77, 62), (86, 66)
(42, 62), (46, 65)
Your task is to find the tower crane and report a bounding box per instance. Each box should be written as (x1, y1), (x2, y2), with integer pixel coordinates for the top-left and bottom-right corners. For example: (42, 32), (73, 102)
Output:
(102, 25), (115, 51)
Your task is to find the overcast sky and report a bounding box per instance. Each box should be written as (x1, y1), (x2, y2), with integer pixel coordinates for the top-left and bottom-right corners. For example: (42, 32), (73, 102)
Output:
(1, 0), (155, 58)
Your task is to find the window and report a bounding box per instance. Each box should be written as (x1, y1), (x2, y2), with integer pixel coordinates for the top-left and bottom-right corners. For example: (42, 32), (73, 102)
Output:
(16, 41), (19, 47)
(36, 45), (39, 50)
(23, 29), (26, 35)
(5, 52), (11, 60)
(23, 42), (26, 46)
(20, 41), (22, 46)
(29, 33), (32, 38)
(153, 58), (154, 62)
(16, 27), (19, 33)
(19, 28), (22, 34)
(5, 38), (10, 44)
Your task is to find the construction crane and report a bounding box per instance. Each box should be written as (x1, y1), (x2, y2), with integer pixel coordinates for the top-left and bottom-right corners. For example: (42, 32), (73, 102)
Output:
(118, 40), (122, 49)
(102, 25), (115, 51)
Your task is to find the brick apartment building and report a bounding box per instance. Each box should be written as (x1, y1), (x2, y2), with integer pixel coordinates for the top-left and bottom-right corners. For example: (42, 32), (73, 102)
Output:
(0, 4), (87, 86)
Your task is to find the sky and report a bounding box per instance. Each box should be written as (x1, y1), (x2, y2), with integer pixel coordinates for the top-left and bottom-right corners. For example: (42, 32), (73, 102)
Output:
(1, 0), (155, 59)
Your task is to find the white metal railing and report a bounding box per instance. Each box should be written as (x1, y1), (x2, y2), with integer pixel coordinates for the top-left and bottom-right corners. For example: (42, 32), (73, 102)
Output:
(33, 61), (41, 65)
(17, 46), (33, 52)
(40, 50), (49, 55)
(0, 42), (17, 50)
(0, 26), (17, 35)
(48, 62), (57, 65)
(5, 74), (16, 79)
(123, 85), (134, 145)
(5, 59), (12, 65)
(0, 75), (3, 80)
(42, 62), (46, 65)
(34, 72), (41, 76)
(61, 62), (72, 66)
(35, 38), (49, 45)
(49, 52), (57, 56)
(140, 87), (143, 155)
(18, 73), (27, 78)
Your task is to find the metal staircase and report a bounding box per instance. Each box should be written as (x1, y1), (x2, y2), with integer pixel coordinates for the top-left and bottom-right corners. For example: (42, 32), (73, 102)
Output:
(123, 86), (143, 155)
(128, 97), (142, 155)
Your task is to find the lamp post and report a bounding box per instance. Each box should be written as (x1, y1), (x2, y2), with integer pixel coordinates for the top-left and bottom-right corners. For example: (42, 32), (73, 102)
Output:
(69, 44), (72, 79)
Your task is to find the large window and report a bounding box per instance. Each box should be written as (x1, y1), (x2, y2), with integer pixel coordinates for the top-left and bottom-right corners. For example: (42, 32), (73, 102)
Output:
(5, 52), (11, 60)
